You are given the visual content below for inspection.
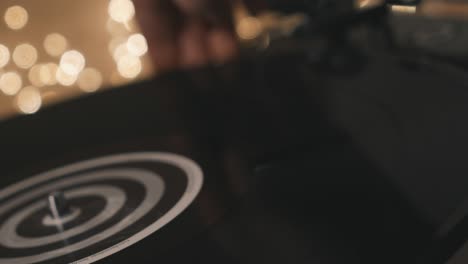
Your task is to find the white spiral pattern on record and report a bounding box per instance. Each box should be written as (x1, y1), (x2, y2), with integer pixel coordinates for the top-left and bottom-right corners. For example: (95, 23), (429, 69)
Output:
(0, 152), (204, 264)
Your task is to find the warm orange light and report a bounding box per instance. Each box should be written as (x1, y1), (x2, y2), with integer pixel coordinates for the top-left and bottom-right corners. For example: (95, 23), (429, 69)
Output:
(117, 54), (142, 79)
(236, 17), (263, 40)
(4, 6), (28, 30)
(391, 5), (417, 14)
(60, 50), (85, 75)
(56, 67), (78, 86)
(0, 72), (22, 96)
(127, 34), (148, 57)
(41, 63), (58, 85)
(28, 65), (46, 87)
(108, 0), (135, 24)
(78, 68), (103, 93)
(44, 33), (68, 57)
(113, 43), (129, 62)
(16, 86), (42, 114)
(0, 44), (10, 68)
(13, 44), (38, 69)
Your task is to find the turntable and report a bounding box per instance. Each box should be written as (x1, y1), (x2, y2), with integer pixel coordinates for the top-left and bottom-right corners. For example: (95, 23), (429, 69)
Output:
(1, 1), (468, 264)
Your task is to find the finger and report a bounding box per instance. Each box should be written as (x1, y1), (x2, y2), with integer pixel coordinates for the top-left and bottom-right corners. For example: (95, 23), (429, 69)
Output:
(133, 0), (182, 71)
(174, 0), (235, 30)
(208, 28), (238, 65)
(179, 19), (210, 68)
(203, 0), (238, 65)
(173, 0), (207, 15)
(174, 0), (238, 65)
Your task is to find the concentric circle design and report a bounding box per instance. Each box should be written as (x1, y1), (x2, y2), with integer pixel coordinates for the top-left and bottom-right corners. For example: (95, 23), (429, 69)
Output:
(0, 185), (129, 248)
(0, 152), (204, 264)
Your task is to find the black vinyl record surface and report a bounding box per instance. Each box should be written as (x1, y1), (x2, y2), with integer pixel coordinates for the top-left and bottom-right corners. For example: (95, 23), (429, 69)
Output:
(0, 152), (203, 264)
(0, 45), (468, 263)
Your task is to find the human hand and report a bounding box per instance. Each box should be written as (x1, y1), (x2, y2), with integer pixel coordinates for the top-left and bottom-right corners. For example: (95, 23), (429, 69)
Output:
(134, 0), (246, 72)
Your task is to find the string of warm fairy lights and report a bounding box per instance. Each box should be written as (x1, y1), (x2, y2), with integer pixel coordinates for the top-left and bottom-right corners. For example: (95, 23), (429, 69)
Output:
(0, 8), (45, 115)
(107, 0), (148, 81)
(0, 0), (307, 117)
(0, 0), (149, 116)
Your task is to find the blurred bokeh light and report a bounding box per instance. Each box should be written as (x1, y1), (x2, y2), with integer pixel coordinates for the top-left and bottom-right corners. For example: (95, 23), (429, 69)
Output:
(0, 44), (10, 68)
(0, 0), (153, 119)
(60, 50), (85, 76)
(43, 33), (68, 57)
(12, 43), (38, 69)
(108, 0), (135, 24)
(16, 86), (41, 114)
(78, 68), (103, 93)
(4, 5), (28, 30)
(0, 71), (22, 95)
(0, 0), (306, 119)
(236, 16), (263, 41)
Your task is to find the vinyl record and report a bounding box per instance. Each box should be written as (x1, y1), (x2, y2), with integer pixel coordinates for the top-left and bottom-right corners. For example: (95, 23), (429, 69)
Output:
(0, 152), (203, 264)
